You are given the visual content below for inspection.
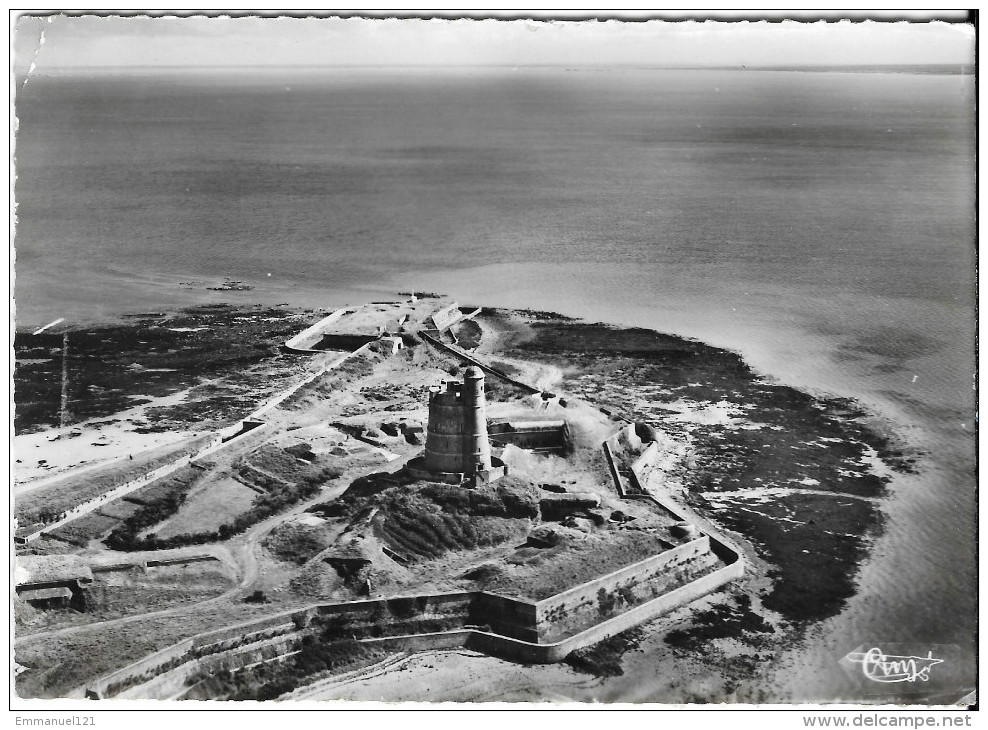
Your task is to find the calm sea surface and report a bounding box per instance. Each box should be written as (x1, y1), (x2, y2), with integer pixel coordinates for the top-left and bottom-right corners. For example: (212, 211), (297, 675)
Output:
(13, 67), (976, 701)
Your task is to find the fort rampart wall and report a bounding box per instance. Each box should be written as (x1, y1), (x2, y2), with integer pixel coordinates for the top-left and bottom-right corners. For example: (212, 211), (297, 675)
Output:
(359, 629), (474, 655)
(250, 342), (374, 418)
(488, 421), (569, 452)
(418, 332), (541, 395)
(81, 528), (742, 699)
(283, 308), (349, 353)
(632, 441), (661, 478)
(601, 439), (627, 498)
(314, 333), (380, 351)
(82, 638), (197, 698)
(116, 631), (303, 700)
(354, 554), (744, 665)
(430, 303), (462, 332)
(534, 537), (713, 641)
(470, 592), (540, 643)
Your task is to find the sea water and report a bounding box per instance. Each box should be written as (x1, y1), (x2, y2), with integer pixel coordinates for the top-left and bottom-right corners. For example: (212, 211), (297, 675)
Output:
(13, 66), (976, 700)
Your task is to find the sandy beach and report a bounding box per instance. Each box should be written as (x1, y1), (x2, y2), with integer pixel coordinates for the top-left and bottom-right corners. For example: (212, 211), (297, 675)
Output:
(14, 388), (203, 489)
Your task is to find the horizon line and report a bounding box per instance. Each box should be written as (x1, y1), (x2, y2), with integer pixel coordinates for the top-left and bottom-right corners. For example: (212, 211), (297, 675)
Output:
(23, 61), (975, 71)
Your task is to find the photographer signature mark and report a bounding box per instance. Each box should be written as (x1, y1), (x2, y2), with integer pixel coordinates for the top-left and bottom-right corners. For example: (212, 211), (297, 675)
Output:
(846, 647), (944, 683)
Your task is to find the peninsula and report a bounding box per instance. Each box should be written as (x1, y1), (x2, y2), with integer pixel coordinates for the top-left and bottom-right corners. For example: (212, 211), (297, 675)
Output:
(13, 297), (903, 701)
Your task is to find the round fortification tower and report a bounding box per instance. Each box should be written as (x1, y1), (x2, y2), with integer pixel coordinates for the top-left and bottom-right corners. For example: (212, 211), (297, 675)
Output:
(423, 380), (465, 474)
(423, 367), (492, 476)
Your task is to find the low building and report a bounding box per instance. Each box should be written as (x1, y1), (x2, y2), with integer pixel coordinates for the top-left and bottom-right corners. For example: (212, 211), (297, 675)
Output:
(15, 554), (93, 609)
(488, 420), (570, 454)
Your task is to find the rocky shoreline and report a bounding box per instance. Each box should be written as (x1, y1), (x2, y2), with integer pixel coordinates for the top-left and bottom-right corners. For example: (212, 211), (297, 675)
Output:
(482, 308), (905, 628)
(13, 304), (318, 436)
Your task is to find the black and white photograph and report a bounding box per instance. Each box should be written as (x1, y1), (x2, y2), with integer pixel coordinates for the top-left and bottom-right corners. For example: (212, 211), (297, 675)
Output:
(9, 11), (978, 712)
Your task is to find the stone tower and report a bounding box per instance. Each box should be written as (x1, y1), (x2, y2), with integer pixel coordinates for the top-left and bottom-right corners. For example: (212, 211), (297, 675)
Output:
(424, 366), (493, 476)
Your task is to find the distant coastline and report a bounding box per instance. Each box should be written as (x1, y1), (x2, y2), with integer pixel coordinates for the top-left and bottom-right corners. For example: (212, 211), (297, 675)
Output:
(18, 62), (974, 77)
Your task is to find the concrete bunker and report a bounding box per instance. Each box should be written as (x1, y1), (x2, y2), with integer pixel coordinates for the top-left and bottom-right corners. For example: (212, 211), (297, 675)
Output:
(313, 333), (380, 352)
(15, 555), (94, 610)
(488, 420), (571, 455)
(324, 539), (378, 580)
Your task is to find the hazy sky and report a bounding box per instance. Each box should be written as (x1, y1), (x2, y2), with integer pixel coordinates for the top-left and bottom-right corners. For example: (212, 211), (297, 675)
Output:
(13, 15), (975, 74)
